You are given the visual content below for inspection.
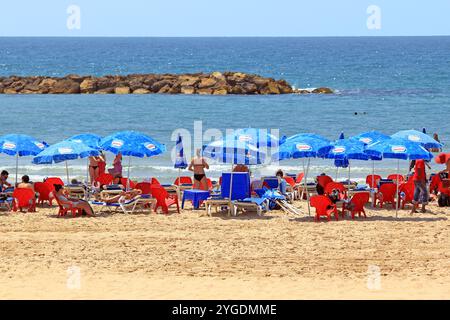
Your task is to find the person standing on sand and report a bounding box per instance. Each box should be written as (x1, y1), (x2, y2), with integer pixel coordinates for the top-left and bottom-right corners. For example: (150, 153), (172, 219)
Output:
(411, 159), (428, 214)
(188, 148), (209, 190)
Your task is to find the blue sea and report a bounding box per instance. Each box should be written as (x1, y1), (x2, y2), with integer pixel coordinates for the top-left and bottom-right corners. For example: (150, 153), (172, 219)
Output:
(0, 37), (449, 183)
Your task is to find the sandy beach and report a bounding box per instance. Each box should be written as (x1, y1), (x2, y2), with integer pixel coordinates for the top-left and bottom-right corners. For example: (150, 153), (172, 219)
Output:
(0, 200), (449, 300)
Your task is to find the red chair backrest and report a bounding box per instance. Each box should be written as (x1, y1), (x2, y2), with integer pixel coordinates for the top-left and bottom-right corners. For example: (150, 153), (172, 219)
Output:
(324, 182), (346, 195)
(199, 178), (213, 191)
(351, 192), (370, 210)
(317, 175), (333, 188)
(310, 195), (333, 215)
(96, 173), (113, 186)
(120, 178), (136, 189)
(284, 176), (296, 187)
(296, 173), (304, 184)
(399, 181), (414, 200)
(366, 175), (382, 188)
(219, 176), (222, 186)
(151, 178), (161, 186)
(45, 177), (64, 190)
(174, 176), (193, 185)
(13, 188), (35, 207)
(387, 174), (405, 184)
(135, 182), (152, 195)
(150, 185), (168, 202)
(378, 183), (397, 202)
(34, 182), (52, 201)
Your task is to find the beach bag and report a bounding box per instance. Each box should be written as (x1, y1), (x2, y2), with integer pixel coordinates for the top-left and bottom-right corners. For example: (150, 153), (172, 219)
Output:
(438, 193), (450, 207)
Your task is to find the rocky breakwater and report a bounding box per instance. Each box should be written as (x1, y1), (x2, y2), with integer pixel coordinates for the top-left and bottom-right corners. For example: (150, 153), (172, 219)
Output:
(0, 72), (333, 95)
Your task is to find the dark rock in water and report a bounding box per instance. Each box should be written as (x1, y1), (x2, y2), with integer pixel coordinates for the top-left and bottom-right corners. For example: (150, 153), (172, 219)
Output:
(0, 72), (332, 95)
(311, 87), (334, 94)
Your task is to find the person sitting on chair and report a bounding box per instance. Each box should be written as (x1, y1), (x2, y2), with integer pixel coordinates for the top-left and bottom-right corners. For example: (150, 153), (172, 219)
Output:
(54, 184), (94, 216)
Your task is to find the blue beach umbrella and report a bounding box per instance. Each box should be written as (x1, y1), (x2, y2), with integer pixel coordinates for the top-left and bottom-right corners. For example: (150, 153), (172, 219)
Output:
(67, 133), (102, 150)
(67, 134), (103, 184)
(351, 130), (390, 146)
(33, 140), (100, 183)
(203, 134), (265, 214)
(365, 138), (433, 216)
(100, 131), (166, 187)
(325, 139), (369, 186)
(391, 129), (442, 150)
(0, 134), (48, 183)
(174, 134), (188, 169)
(233, 128), (283, 148)
(272, 134), (333, 216)
(174, 134), (188, 184)
(350, 131), (389, 187)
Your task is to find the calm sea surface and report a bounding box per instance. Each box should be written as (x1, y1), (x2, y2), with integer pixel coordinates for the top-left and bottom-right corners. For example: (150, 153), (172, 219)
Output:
(0, 37), (449, 183)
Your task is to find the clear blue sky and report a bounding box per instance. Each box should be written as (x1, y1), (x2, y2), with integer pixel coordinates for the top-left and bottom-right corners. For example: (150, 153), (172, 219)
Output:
(1, 0), (449, 36)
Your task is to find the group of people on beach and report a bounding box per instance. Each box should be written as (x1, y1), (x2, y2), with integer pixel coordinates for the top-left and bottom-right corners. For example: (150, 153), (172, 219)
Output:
(88, 152), (123, 184)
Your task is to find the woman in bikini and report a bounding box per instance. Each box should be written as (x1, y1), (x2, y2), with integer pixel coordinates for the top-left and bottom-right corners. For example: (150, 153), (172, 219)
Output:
(54, 184), (95, 216)
(89, 156), (101, 185)
(188, 148), (209, 190)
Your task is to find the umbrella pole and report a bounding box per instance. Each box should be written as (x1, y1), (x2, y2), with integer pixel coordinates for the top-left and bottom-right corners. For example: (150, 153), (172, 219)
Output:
(229, 163), (234, 216)
(65, 161), (70, 184)
(305, 158), (311, 216)
(15, 153), (19, 186)
(372, 160), (375, 189)
(86, 158), (90, 185)
(127, 156), (131, 190)
(396, 159), (400, 218)
(335, 166), (339, 181)
(348, 161), (351, 187)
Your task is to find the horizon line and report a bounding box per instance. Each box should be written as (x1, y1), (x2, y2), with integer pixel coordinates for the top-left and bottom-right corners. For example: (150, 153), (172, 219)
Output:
(1, 35), (450, 38)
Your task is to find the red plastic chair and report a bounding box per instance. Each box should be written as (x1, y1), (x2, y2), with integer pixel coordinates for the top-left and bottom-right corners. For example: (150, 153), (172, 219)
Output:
(348, 192), (370, 219)
(95, 173), (113, 186)
(45, 177), (65, 191)
(399, 181), (414, 209)
(317, 175), (333, 189)
(324, 182), (347, 198)
(174, 176), (193, 186)
(34, 182), (54, 207)
(120, 178), (136, 189)
(295, 173), (304, 184)
(150, 185), (179, 214)
(199, 178), (213, 191)
(387, 174), (405, 184)
(151, 177), (161, 186)
(12, 188), (36, 212)
(375, 183), (397, 208)
(310, 195), (338, 222)
(135, 182), (152, 195)
(366, 174), (382, 189)
(53, 192), (83, 217)
(284, 176), (296, 188)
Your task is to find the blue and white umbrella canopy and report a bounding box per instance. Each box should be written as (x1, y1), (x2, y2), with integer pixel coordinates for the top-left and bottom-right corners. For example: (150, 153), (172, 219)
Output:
(233, 128), (283, 148)
(67, 133), (102, 150)
(0, 134), (48, 157)
(365, 137), (433, 217)
(174, 134), (188, 169)
(351, 130), (390, 146)
(325, 139), (369, 161)
(33, 140), (100, 164)
(0, 134), (48, 183)
(203, 137), (263, 165)
(391, 130), (442, 150)
(100, 130), (166, 158)
(272, 134), (332, 161)
(365, 138), (433, 161)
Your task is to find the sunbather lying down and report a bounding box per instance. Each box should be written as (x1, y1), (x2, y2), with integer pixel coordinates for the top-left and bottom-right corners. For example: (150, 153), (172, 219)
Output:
(101, 189), (142, 204)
